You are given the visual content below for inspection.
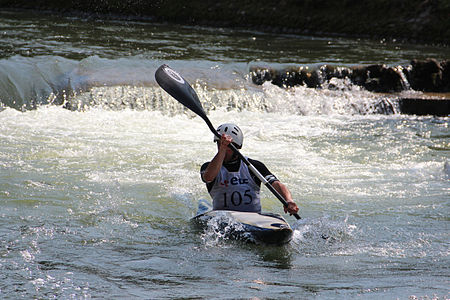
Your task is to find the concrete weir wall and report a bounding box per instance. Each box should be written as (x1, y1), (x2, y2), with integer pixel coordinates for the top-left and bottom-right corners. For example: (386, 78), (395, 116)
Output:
(399, 98), (449, 116)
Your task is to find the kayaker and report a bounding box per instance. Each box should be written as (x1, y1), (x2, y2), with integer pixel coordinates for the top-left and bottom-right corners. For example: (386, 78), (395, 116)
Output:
(201, 123), (299, 215)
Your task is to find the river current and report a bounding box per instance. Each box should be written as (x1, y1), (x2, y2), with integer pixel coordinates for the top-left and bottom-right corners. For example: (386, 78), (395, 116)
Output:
(0, 9), (449, 299)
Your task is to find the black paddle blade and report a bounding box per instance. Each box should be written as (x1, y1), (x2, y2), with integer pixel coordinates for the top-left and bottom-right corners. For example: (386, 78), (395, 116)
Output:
(155, 64), (207, 119)
(155, 64), (219, 137)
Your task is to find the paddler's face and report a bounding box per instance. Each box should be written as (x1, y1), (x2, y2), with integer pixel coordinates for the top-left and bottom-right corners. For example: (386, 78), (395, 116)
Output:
(217, 142), (236, 162)
(224, 146), (235, 162)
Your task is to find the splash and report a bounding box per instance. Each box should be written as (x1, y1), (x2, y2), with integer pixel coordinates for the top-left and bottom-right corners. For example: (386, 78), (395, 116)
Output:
(62, 79), (392, 116)
(290, 216), (357, 254)
(198, 212), (255, 247)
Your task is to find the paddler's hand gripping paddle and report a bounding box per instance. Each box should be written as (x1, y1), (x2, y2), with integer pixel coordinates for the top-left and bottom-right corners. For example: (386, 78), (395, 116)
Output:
(155, 64), (301, 220)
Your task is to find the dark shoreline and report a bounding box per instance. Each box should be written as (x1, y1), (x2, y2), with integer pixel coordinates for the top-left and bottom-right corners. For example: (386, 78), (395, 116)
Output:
(1, 0), (449, 46)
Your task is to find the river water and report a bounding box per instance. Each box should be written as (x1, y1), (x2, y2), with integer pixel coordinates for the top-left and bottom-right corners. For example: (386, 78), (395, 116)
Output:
(0, 9), (449, 299)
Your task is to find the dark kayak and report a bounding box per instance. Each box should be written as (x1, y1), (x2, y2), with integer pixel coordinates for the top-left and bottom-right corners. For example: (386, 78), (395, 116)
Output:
(192, 203), (293, 245)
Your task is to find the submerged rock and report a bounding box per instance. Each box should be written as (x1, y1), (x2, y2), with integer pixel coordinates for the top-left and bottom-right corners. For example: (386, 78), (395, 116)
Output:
(407, 59), (443, 92)
(362, 65), (405, 93)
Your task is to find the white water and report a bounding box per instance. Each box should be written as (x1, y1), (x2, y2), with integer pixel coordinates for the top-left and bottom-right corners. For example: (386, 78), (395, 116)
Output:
(1, 96), (448, 298)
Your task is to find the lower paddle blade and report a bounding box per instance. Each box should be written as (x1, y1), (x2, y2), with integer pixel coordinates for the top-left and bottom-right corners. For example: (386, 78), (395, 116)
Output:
(155, 64), (207, 119)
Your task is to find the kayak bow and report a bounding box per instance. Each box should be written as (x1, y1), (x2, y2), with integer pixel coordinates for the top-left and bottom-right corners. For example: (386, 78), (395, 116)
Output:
(192, 209), (293, 245)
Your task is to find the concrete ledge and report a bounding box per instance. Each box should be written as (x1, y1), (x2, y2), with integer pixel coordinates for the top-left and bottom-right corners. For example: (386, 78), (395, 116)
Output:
(398, 98), (450, 116)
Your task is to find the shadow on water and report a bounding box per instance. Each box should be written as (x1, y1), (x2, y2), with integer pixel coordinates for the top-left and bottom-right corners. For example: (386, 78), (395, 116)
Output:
(246, 244), (294, 269)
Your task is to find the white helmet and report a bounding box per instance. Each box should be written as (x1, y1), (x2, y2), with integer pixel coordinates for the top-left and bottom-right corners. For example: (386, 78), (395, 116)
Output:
(213, 123), (243, 149)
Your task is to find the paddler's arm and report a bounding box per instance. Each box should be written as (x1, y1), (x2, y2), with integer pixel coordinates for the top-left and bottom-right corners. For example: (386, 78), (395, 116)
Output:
(271, 180), (299, 215)
(202, 134), (232, 183)
(249, 158), (300, 215)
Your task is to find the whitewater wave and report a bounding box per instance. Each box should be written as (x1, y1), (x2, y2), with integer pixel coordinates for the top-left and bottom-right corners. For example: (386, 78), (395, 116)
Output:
(0, 55), (396, 115)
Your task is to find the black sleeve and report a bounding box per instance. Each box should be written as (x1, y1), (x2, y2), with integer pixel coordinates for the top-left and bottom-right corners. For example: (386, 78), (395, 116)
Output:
(200, 162), (209, 181)
(200, 162), (215, 192)
(248, 158), (279, 186)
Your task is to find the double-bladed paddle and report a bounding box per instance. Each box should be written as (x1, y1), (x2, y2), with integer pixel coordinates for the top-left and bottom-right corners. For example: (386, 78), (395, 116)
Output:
(155, 64), (301, 220)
